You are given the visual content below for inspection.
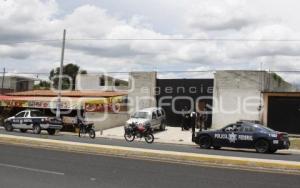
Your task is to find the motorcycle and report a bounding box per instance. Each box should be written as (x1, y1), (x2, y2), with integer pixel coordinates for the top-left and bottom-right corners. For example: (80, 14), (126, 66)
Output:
(78, 121), (96, 139)
(124, 123), (154, 143)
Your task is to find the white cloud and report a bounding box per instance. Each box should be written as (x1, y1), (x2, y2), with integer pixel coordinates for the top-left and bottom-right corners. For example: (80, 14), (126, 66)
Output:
(0, 0), (300, 85)
(185, 0), (257, 31)
(0, 0), (59, 41)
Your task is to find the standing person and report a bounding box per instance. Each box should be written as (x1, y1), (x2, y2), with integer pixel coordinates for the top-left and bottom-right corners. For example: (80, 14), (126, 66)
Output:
(198, 113), (204, 131)
(77, 113), (85, 137)
(181, 106), (186, 131)
(190, 111), (196, 141)
(198, 110), (208, 132)
(203, 107), (209, 130)
(190, 111), (196, 130)
(181, 106), (190, 131)
(195, 111), (201, 129)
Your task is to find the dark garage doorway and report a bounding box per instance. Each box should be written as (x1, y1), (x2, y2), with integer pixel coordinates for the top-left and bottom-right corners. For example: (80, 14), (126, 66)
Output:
(268, 96), (300, 134)
(156, 79), (213, 127)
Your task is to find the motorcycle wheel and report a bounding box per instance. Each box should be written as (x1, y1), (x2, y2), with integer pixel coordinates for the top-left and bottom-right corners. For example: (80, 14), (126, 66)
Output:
(124, 133), (135, 142)
(144, 133), (154, 144)
(89, 129), (96, 139)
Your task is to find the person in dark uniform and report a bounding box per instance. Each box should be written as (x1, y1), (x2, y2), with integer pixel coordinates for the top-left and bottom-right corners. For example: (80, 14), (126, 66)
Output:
(198, 109), (208, 131)
(190, 111), (197, 141)
(202, 108), (209, 130)
(190, 111), (196, 130)
(77, 113), (86, 137)
(181, 106), (190, 131)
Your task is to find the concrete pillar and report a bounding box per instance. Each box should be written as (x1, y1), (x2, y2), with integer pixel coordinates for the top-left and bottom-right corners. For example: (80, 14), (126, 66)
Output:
(128, 72), (157, 114)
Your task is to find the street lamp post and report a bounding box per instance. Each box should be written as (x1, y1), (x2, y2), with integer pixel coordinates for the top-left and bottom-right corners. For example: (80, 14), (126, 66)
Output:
(56, 29), (66, 119)
(1, 68), (5, 95)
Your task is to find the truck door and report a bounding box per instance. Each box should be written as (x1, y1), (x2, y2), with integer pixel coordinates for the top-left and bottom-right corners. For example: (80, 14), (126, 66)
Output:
(151, 111), (159, 128)
(22, 111), (33, 129)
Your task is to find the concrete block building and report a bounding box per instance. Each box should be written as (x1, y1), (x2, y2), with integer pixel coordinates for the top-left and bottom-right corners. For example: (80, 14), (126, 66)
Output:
(75, 74), (128, 91)
(128, 70), (299, 133)
(212, 71), (296, 129)
(127, 72), (157, 114)
(0, 75), (36, 93)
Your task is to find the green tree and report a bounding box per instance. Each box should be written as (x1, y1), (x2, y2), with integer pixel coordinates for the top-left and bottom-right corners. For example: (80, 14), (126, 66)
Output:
(33, 81), (51, 90)
(49, 63), (87, 90)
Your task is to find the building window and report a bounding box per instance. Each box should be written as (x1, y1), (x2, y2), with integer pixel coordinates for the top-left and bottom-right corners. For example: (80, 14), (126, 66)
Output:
(99, 77), (105, 86)
(157, 110), (162, 117)
(115, 80), (120, 87)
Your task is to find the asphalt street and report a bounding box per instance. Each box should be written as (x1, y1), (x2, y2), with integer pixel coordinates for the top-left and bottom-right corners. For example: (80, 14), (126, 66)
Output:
(0, 143), (299, 188)
(1, 128), (300, 162)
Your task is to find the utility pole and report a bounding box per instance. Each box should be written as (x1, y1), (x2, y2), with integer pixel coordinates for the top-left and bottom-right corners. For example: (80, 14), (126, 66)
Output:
(56, 29), (66, 118)
(1, 68), (5, 95)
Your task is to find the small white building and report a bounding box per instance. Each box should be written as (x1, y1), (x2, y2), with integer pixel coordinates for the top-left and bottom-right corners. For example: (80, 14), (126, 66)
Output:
(75, 74), (128, 91)
(0, 75), (36, 94)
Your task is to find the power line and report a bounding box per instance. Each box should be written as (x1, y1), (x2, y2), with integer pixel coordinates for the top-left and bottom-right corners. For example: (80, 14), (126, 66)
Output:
(3, 38), (300, 45)
(0, 39), (61, 45)
(67, 38), (300, 42)
(2, 70), (300, 75)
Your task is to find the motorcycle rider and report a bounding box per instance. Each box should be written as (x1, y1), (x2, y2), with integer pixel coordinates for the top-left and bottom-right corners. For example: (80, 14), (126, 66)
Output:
(77, 113), (86, 137)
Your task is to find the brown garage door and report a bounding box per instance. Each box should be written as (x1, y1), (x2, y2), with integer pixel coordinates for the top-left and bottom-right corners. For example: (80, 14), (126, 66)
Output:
(268, 96), (300, 134)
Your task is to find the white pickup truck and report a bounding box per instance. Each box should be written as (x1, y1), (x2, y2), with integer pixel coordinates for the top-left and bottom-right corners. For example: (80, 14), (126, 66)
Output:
(4, 109), (63, 135)
(125, 107), (166, 131)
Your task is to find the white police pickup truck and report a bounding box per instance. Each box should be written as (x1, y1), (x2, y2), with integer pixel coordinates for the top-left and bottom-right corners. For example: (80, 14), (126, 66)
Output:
(4, 110), (63, 135)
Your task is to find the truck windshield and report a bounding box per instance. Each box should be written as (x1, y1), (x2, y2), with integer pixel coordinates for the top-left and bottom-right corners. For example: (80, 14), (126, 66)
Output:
(132, 112), (149, 119)
(31, 111), (44, 117)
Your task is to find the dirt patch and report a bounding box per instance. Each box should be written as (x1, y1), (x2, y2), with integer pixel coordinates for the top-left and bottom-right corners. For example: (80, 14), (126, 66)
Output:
(290, 139), (300, 150)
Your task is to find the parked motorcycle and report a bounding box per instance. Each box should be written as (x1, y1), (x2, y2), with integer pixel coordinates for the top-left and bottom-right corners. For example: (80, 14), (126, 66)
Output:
(78, 121), (96, 139)
(124, 123), (154, 143)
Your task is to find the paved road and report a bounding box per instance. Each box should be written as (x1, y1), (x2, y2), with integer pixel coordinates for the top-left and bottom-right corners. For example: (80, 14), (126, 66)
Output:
(1, 128), (300, 162)
(0, 143), (299, 188)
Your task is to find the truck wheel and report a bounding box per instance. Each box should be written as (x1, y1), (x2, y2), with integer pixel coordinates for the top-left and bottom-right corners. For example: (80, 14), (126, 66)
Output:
(255, 139), (270, 153)
(213, 146), (221, 150)
(20, 129), (27, 133)
(199, 135), (212, 149)
(160, 121), (166, 131)
(47, 129), (56, 135)
(33, 124), (41, 134)
(5, 122), (13, 132)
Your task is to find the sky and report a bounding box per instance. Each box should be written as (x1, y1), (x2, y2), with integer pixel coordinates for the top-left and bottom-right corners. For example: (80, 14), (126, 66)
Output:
(1, 0), (300, 83)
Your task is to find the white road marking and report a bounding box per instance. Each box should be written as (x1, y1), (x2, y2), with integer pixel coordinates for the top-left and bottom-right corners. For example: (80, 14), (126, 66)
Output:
(0, 162), (65, 176)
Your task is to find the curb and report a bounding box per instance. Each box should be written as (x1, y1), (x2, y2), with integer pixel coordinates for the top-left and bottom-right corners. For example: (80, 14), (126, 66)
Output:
(1, 134), (300, 174)
(60, 128), (300, 150)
